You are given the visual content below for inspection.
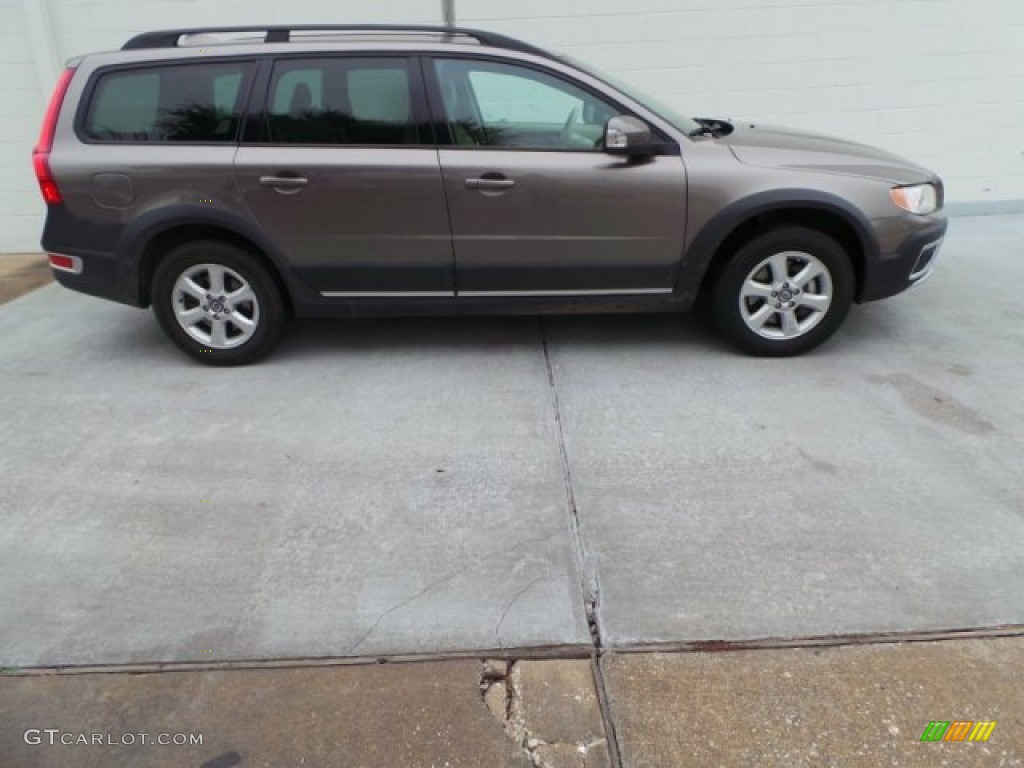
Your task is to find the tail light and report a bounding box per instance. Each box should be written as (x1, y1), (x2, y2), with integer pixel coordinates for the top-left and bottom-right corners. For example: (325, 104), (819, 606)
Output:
(33, 67), (75, 205)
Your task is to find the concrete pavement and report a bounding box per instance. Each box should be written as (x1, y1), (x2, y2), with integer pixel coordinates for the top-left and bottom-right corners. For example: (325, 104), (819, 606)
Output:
(3, 637), (1021, 766)
(549, 213), (1024, 645)
(1, 660), (539, 768)
(1, 215), (1023, 765)
(604, 637), (1024, 767)
(2, 216), (1021, 666)
(0, 292), (589, 666)
(0, 254), (50, 305)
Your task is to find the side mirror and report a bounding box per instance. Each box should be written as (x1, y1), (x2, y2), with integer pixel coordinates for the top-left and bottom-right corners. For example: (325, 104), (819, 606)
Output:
(604, 116), (656, 157)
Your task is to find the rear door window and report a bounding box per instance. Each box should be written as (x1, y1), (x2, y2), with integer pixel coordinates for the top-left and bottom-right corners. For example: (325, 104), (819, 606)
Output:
(267, 58), (420, 145)
(83, 62), (254, 142)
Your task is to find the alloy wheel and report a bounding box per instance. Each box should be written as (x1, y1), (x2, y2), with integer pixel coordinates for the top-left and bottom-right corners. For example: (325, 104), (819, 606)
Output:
(738, 251), (833, 340)
(172, 263), (260, 349)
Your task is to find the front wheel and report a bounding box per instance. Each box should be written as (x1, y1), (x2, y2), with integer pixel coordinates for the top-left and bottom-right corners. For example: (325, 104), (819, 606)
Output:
(152, 240), (286, 365)
(712, 227), (855, 356)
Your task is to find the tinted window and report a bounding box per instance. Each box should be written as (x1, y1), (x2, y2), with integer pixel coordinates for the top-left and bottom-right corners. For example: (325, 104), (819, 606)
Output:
(434, 59), (616, 150)
(268, 58), (419, 145)
(84, 62), (253, 142)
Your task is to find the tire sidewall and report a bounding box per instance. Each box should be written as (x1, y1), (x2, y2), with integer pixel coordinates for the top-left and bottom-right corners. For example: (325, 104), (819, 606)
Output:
(713, 227), (855, 356)
(152, 241), (285, 365)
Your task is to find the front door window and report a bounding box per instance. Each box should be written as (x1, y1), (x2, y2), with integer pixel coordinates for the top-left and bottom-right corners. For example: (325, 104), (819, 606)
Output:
(434, 59), (616, 151)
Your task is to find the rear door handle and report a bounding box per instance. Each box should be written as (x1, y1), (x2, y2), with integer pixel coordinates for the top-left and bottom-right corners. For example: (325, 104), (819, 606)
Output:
(259, 175), (309, 190)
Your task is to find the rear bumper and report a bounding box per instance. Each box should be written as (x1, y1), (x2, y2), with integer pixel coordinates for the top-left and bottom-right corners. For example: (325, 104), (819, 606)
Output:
(859, 214), (948, 303)
(42, 206), (143, 307)
(47, 248), (142, 307)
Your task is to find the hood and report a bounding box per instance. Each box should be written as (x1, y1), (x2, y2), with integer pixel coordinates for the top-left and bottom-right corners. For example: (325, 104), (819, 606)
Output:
(716, 123), (935, 185)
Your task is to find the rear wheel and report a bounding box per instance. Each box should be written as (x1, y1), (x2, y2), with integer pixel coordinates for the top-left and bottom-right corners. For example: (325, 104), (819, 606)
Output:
(152, 240), (286, 365)
(712, 227), (855, 356)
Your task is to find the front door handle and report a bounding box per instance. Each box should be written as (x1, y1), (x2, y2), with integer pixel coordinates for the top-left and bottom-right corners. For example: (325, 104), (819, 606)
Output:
(465, 174), (515, 191)
(259, 175), (309, 192)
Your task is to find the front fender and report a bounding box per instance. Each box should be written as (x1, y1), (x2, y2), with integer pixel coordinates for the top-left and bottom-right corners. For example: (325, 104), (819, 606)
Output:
(674, 189), (879, 306)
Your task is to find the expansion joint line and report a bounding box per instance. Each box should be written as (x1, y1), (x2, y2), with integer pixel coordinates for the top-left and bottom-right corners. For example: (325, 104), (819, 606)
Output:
(537, 317), (623, 768)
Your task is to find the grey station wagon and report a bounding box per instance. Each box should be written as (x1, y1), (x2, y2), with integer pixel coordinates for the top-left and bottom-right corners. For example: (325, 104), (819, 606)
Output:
(34, 24), (947, 364)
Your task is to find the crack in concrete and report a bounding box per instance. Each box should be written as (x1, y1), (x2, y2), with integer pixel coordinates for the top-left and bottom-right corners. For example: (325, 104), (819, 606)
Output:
(495, 575), (556, 649)
(480, 660), (609, 768)
(347, 531), (564, 654)
(348, 574), (457, 655)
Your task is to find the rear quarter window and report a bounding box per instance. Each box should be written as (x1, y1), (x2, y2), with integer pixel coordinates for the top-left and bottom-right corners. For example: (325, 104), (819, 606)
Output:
(83, 62), (254, 142)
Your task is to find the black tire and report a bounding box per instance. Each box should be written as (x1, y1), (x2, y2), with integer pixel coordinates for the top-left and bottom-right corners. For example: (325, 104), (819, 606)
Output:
(152, 240), (287, 366)
(712, 226), (855, 356)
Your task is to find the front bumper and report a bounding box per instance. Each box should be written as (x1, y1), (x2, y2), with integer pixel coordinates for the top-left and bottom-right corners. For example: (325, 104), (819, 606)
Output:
(858, 214), (948, 303)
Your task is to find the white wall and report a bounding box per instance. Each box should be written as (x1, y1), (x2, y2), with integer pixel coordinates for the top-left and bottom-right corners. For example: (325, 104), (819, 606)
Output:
(1, 2), (51, 253)
(2, 0), (1022, 252)
(459, 0), (1024, 207)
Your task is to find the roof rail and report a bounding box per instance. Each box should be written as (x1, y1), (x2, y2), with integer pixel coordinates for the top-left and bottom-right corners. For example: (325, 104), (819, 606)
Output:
(121, 25), (551, 58)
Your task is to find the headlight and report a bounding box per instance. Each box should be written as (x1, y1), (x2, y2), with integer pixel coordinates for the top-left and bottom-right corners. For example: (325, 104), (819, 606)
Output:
(890, 184), (938, 215)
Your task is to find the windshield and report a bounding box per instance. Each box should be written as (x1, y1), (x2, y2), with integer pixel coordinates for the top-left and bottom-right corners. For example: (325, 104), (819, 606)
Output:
(559, 55), (702, 136)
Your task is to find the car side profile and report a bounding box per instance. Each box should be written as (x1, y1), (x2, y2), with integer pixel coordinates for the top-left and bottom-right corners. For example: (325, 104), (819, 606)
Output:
(34, 25), (947, 365)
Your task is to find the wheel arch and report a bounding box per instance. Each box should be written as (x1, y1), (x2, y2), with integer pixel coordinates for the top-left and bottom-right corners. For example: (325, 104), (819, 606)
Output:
(678, 190), (879, 305)
(117, 206), (309, 312)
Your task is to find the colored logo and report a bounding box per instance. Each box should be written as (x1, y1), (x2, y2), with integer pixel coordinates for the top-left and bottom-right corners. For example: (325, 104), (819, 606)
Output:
(920, 720), (996, 742)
